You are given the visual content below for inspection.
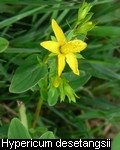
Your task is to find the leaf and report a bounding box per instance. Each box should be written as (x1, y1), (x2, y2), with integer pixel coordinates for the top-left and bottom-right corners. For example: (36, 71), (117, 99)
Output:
(76, 110), (106, 120)
(112, 133), (120, 150)
(89, 26), (120, 37)
(79, 61), (120, 80)
(48, 87), (59, 106)
(63, 71), (91, 90)
(39, 131), (55, 139)
(0, 7), (44, 28)
(0, 124), (8, 138)
(8, 118), (31, 139)
(9, 54), (47, 93)
(0, 37), (9, 53)
(90, 63), (120, 80)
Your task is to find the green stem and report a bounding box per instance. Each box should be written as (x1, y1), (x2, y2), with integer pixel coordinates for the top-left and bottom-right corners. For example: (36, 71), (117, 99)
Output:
(32, 97), (43, 128)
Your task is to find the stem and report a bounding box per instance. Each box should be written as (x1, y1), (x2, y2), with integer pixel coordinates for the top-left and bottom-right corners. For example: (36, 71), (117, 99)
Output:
(32, 98), (43, 128)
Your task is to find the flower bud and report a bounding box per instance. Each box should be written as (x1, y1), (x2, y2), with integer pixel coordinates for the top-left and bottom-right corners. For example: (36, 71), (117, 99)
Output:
(78, 1), (92, 21)
(53, 76), (61, 88)
(76, 21), (95, 34)
(59, 78), (78, 103)
(63, 80), (79, 103)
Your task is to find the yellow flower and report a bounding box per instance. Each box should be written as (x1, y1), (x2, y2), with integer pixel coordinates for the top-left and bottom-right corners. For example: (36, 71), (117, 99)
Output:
(40, 19), (87, 76)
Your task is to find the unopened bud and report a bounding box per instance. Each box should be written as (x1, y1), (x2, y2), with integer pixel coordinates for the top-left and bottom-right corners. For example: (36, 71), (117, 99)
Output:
(76, 21), (95, 34)
(78, 2), (92, 21)
(53, 76), (61, 88)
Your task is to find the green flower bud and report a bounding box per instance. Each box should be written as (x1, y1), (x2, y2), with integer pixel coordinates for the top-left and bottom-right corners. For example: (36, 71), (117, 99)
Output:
(82, 13), (94, 23)
(78, 1), (92, 21)
(59, 80), (65, 102)
(59, 78), (78, 103)
(53, 76), (61, 88)
(76, 21), (95, 34)
(64, 83), (76, 103)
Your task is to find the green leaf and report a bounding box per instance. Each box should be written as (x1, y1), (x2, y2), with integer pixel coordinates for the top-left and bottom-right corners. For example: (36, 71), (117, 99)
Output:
(0, 7), (44, 28)
(63, 71), (91, 90)
(89, 26), (120, 37)
(0, 37), (9, 53)
(48, 87), (59, 106)
(76, 110), (106, 120)
(9, 54), (47, 93)
(0, 124), (8, 138)
(39, 131), (55, 139)
(90, 63), (120, 80)
(112, 133), (120, 150)
(8, 118), (31, 139)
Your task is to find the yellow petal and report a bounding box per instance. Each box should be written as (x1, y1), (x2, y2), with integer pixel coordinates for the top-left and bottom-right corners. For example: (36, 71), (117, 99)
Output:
(58, 54), (65, 76)
(40, 41), (60, 54)
(52, 19), (66, 45)
(67, 39), (87, 53)
(66, 53), (79, 75)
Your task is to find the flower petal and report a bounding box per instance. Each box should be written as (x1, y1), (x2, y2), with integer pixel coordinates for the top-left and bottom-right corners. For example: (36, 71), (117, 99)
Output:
(58, 54), (65, 76)
(66, 53), (79, 75)
(67, 39), (87, 53)
(52, 19), (66, 45)
(40, 41), (60, 54)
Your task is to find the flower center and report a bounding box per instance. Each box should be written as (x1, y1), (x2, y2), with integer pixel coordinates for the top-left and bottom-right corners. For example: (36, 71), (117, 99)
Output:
(60, 42), (72, 55)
